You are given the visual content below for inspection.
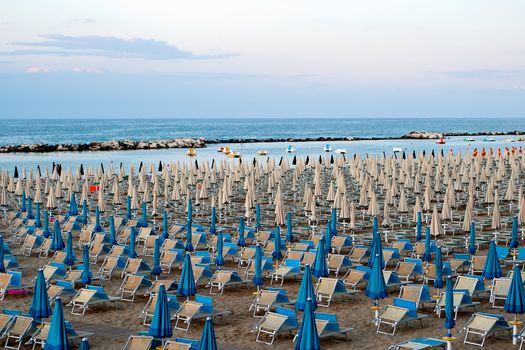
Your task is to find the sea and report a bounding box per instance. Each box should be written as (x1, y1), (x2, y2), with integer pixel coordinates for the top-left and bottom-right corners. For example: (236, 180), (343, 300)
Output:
(0, 117), (524, 171)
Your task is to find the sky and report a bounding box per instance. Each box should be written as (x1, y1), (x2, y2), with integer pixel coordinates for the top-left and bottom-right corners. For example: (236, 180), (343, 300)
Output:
(0, 0), (524, 118)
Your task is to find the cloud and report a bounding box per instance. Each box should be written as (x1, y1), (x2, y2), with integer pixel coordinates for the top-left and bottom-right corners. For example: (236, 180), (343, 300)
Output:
(70, 18), (95, 24)
(72, 67), (106, 74)
(25, 66), (106, 74)
(441, 69), (525, 80)
(26, 66), (56, 73)
(4, 34), (236, 60)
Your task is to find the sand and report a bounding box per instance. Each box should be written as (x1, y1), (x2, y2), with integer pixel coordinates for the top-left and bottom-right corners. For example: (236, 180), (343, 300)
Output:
(1, 230), (515, 350)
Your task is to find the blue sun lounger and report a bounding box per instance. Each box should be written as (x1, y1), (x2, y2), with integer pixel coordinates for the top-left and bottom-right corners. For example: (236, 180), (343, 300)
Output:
(389, 337), (446, 349)
(170, 337), (199, 350)
(496, 246), (510, 260)
(270, 259), (302, 286)
(377, 298), (428, 335)
(314, 312), (353, 340)
(461, 312), (511, 347)
(435, 289), (480, 319)
(254, 306), (299, 345)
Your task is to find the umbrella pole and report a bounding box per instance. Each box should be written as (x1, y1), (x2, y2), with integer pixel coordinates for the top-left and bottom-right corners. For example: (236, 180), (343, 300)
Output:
(371, 300), (380, 326)
(510, 314), (522, 345)
(443, 329), (454, 350)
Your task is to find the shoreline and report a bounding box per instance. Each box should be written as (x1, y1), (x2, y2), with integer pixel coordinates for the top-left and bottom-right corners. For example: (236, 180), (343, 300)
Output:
(0, 130), (523, 154)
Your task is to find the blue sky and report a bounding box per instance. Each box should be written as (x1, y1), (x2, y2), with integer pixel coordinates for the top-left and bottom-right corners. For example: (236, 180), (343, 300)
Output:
(0, 0), (523, 118)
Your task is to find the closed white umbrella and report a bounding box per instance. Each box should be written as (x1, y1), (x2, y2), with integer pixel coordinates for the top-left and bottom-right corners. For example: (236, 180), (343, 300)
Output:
(274, 185), (285, 226)
(491, 189), (501, 229)
(430, 205), (443, 236)
(0, 185), (7, 206)
(97, 187), (106, 212)
(46, 184), (57, 209)
(398, 189), (408, 213)
(413, 196), (422, 222)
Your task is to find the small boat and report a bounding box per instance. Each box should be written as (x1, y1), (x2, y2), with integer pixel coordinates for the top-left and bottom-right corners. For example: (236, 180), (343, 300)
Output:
(222, 146), (231, 154)
(256, 150), (268, 156)
(335, 148), (347, 154)
(227, 151), (241, 158)
(286, 145), (296, 153)
(436, 138), (446, 144)
(517, 137), (524, 141)
(464, 137), (475, 142)
(323, 144), (333, 152)
(392, 147), (403, 153)
(484, 137), (496, 142)
(186, 148), (196, 157)
(217, 147), (226, 152)
(506, 138), (516, 142)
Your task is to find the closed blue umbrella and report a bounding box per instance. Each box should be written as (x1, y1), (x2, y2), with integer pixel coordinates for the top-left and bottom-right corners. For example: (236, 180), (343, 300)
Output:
(505, 265), (525, 313)
(69, 193), (78, 216)
(81, 200), (88, 225)
(81, 245), (91, 285)
(51, 220), (64, 251)
(255, 203), (261, 231)
(139, 201), (148, 227)
(128, 227), (137, 258)
(210, 207), (217, 235)
(79, 338), (90, 350)
(331, 208), (337, 236)
(295, 265), (317, 311)
(237, 217), (246, 247)
(149, 284), (172, 339)
(505, 265), (525, 344)
(35, 203), (42, 228)
(162, 210), (169, 240)
(43, 211), (51, 238)
(21, 191), (26, 212)
(416, 211), (422, 241)
(324, 222), (332, 254)
(286, 212), (294, 243)
(187, 198), (193, 222)
(482, 240), (503, 279)
(365, 252), (388, 300)
(434, 247), (444, 289)
(184, 220), (193, 252)
(151, 238), (162, 277)
(215, 232), (224, 268)
(422, 226), (431, 262)
(252, 244), (263, 288)
(294, 298), (321, 350)
(312, 238), (328, 278)
(30, 269), (52, 319)
(126, 196), (132, 220)
(93, 206), (102, 232)
(177, 253), (196, 298)
(64, 231), (76, 267)
(444, 276), (455, 337)
(26, 196), (34, 219)
(469, 222), (477, 255)
(44, 297), (70, 350)
(511, 216), (519, 249)
(369, 225), (384, 269)
(272, 227), (282, 260)
(198, 317), (218, 350)
(0, 236), (5, 273)
(108, 216), (117, 245)
(366, 251), (388, 324)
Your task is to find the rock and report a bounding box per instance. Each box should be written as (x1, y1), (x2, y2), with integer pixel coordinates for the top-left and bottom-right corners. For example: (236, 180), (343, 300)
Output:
(402, 131), (443, 139)
(136, 141), (148, 149)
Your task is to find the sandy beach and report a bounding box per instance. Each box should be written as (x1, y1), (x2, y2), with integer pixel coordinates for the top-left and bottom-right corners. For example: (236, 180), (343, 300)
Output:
(0, 148), (524, 350)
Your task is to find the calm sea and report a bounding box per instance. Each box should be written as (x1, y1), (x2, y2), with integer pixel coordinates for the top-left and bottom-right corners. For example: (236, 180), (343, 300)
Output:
(0, 117), (523, 170)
